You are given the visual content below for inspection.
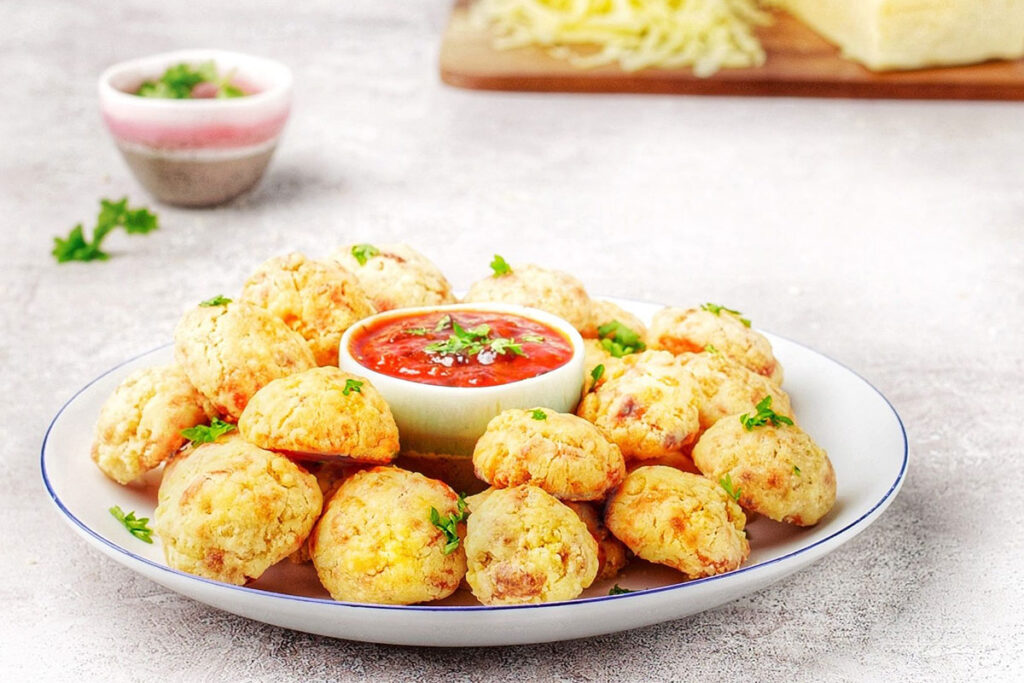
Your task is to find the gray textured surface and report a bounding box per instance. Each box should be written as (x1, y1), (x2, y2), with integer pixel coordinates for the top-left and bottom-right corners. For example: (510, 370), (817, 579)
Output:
(3, 0), (1023, 680)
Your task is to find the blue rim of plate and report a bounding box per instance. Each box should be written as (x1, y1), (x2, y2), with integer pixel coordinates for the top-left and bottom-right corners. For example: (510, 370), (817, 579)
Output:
(41, 334), (908, 614)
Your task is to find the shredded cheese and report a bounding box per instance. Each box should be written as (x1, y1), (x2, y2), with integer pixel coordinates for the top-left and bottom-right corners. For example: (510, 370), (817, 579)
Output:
(470, 0), (772, 77)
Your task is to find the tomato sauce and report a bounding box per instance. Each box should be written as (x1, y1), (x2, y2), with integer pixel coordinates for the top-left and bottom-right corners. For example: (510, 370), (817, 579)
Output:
(349, 310), (574, 388)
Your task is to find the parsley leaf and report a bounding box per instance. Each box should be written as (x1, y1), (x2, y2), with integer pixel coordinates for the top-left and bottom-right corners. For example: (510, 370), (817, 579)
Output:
(180, 418), (236, 445)
(701, 302), (751, 328)
(530, 409), (547, 421)
(597, 320), (646, 358)
(136, 61), (244, 99)
(109, 506), (154, 543)
(520, 334), (545, 343)
(429, 493), (469, 555)
(704, 344), (718, 354)
(343, 379), (364, 396)
(351, 243), (380, 266)
(739, 396), (794, 431)
(793, 465), (801, 476)
(405, 327), (428, 336)
(52, 198), (159, 263)
(490, 254), (512, 277)
(489, 337), (524, 357)
(425, 319), (527, 360)
(434, 314), (452, 332)
(609, 584), (634, 595)
(719, 473), (742, 502)
(199, 295), (232, 307)
(591, 364), (605, 383)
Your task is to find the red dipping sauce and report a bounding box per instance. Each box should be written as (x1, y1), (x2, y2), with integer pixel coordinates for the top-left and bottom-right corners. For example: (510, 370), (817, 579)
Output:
(349, 310), (574, 388)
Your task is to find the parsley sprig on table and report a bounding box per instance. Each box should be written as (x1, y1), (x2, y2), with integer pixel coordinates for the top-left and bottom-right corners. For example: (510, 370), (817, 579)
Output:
(109, 506), (154, 543)
(596, 320), (646, 358)
(739, 396), (794, 431)
(52, 198), (159, 263)
(137, 61), (244, 99)
(181, 418), (236, 445)
(429, 493), (469, 555)
(701, 302), (751, 328)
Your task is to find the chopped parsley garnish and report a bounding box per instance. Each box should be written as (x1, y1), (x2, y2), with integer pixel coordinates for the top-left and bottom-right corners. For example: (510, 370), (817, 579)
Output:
(199, 295), (232, 307)
(704, 344), (718, 354)
(52, 198), (159, 263)
(351, 243), (380, 266)
(701, 302), (751, 328)
(429, 493), (469, 555)
(180, 418), (236, 445)
(404, 327), (428, 336)
(739, 396), (794, 431)
(434, 314), (453, 332)
(609, 584), (634, 595)
(425, 319), (527, 361)
(343, 379), (364, 396)
(520, 334), (545, 343)
(793, 465), (801, 476)
(530, 409), (547, 420)
(109, 506), (154, 543)
(490, 254), (512, 277)
(137, 61), (244, 99)
(591, 364), (605, 383)
(597, 320), (646, 358)
(719, 473), (742, 502)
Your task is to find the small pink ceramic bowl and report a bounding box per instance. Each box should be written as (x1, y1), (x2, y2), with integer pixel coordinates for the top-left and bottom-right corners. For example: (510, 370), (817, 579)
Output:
(99, 49), (292, 207)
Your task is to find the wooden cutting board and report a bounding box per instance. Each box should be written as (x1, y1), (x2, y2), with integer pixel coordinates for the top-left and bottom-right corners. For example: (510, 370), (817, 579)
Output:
(440, 2), (1024, 100)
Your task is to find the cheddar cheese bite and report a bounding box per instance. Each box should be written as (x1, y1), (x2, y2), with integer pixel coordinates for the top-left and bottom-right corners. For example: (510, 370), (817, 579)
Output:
(465, 485), (598, 605)
(174, 300), (315, 421)
(605, 466), (749, 579)
(473, 408), (626, 501)
(576, 350), (701, 463)
(676, 351), (793, 432)
(692, 412), (836, 527)
(331, 242), (456, 312)
(238, 367), (399, 463)
(564, 501), (630, 582)
(649, 305), (783, 385)
(154, 436), (322, 585)
(239, 252), (376, 366)
(310, 467), (467, 605)
(463, 262), (593, 333)
(91, 364), (212, 485)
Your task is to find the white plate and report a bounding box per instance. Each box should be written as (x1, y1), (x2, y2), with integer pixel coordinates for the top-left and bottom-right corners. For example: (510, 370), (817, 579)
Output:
(41, 299), (907, 647)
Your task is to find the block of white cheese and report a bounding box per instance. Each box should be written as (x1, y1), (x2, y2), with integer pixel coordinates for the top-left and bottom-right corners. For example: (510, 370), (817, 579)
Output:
(779, 0), (1024, 71)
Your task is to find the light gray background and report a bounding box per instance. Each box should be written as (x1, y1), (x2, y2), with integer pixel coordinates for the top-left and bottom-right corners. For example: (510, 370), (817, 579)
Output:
(2, 1), (1022, 680)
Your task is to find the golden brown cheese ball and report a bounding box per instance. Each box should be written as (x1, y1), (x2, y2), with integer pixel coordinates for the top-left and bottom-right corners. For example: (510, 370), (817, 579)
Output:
(238, 367), (399, 463)
(239, 252), (376, 366)
(310, 467), (467, 605)
(91, 364), (213, 485)
(463, 263), (593, 333)
(605, 466), (749, 579)
(577, 350), (701, 463)
(649, 306), (783, 385)
(585, 299), (648, 341)
(174, 300), (315, 421)
(465, 485), (598, 605)
(154, 436), (322, 585)
(472, 408), (626, 501)
(677, 351), (794, 432)
(564, 501), (630, 582)
(692, 417), (836, 527)
(331, 243), (455, 312)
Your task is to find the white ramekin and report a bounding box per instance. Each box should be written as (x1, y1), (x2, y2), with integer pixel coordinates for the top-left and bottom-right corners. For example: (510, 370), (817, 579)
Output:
(339, 303), (586, 456)
(98, 49), (293, 206)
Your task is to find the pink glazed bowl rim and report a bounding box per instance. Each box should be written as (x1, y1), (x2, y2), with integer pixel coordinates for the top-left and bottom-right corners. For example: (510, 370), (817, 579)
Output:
(98, 48), (293, 113)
